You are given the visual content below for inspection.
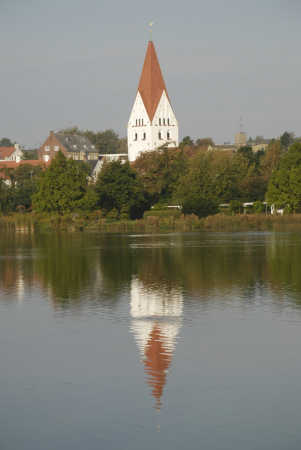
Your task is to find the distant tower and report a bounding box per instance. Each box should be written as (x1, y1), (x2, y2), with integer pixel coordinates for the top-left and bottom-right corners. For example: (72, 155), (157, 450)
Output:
(127, 41), (179, 162)
(235, 115), (247, 148)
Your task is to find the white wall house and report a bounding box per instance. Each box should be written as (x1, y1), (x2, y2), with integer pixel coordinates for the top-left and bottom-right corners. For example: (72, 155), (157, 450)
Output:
(127, 41), (179, 162)
(0, 144), (23, 162)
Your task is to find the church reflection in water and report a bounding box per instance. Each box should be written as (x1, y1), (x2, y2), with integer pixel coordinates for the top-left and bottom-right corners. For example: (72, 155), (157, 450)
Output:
(130, 278), (183, 410)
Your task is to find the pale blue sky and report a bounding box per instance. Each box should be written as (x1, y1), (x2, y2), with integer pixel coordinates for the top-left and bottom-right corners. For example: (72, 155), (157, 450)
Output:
(1, 0), (300, 146)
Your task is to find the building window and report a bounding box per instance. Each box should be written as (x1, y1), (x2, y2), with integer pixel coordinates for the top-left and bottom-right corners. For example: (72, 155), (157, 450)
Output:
(158, 132), (162, 140)
(167, 132), (170, 140)
(167, 118), (170, 125)
(163, 118), (166, 125)
(134, 133), (138, 141)
(54, 146), (59, 151)
(45, 146), (50, 151)
(136, 119), (138, 126)
(141, 118), (144, 126)
(44, 155), (50, 162)
(143, 133), (146, 140)
(159, 118), (161, 125)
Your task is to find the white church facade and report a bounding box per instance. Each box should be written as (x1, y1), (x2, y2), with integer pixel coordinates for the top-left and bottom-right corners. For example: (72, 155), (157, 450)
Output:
(127, 41), (179, 162)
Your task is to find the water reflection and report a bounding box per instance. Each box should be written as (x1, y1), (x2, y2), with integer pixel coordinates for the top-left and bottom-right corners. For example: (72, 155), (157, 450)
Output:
(1, 232), (301, 310)
(130, 278), (183, 410)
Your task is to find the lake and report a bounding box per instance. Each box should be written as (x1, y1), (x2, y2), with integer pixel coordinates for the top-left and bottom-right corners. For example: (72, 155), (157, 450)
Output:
(1, 231), (301, 450)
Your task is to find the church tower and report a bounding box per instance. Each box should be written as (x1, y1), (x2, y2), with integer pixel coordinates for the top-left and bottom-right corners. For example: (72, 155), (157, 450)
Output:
(127, 41), (179, 162)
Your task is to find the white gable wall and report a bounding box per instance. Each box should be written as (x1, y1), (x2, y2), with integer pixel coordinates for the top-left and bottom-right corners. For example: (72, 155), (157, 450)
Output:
(128, 92), (153, 162)
(150, 90), (179, 151)
(127, 90), (179, 162)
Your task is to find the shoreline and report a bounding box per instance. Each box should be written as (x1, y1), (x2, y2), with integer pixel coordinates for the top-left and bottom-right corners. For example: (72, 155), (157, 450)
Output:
(2, 212), (301, 233)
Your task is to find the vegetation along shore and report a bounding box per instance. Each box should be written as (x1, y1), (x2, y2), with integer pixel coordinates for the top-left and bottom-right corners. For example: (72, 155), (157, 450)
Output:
(1, 132), (301, 233)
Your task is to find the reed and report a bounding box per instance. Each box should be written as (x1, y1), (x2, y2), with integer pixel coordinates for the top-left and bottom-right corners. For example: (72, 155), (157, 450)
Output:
(1, 212), (301, 233)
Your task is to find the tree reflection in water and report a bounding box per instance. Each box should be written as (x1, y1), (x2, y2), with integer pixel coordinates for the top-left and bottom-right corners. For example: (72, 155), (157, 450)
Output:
(1, 231), (301, 309)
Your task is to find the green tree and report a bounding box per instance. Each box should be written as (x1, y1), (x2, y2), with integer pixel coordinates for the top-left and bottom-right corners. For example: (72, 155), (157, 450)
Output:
(133, 148), (188, 204)
(176, 153), (219, 217)
(32, 152), (92, 214)
(58, 127), (122, 154)
(180, 136), (194, 148)
(0, 180), (13, 213)
(280, 131), (294, 149)
(84, 129), (120, 154)
(13, 165), (42, 210)
(195, 138), (214, 147)
(95, 161), (150, 219)
(22, 149), (38, 160)
(267, 143), (301, 211)
(0, 138), (13, 147)
(261, 140), (283, 177)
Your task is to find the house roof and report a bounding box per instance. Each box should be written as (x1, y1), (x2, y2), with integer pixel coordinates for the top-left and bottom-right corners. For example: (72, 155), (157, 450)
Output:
(138, 41), (169, 121)
(55, 133), (97, 153)
(0, 147), (15, 159)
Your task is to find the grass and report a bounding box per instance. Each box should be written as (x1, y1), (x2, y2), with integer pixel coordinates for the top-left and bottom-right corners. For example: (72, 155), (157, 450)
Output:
(2, 211), (301, 233)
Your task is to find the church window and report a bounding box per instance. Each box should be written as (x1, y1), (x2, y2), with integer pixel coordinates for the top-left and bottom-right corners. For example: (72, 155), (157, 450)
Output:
(158, 132), (162, 140)
(136, 119), (138, 126)
(167, 118), (170, 125)
(143, 133), (146, 140)
(142, 119), (144, 126)
(167, 132), (170, 140)
(163, 118), (166, 125)
(134, 133), (138, 141)
(159, 118), (161, 125)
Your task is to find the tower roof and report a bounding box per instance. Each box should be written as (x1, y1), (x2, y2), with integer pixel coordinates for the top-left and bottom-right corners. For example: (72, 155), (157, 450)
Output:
(138, 41), (168, 121)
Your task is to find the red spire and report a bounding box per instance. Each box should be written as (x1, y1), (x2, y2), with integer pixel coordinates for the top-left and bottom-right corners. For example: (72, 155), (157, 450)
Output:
(144, 324), (172, 410)
(138, 41), (168, 121)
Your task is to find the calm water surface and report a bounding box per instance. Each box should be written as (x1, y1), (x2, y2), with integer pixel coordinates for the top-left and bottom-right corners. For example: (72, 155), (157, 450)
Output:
(1, 231), (301, 449)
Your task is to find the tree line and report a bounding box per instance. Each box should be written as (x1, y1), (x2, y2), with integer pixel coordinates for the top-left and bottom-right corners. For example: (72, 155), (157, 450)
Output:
(0, 130), (301, 218)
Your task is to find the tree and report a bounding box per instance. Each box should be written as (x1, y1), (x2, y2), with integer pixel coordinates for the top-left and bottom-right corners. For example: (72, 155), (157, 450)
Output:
(84, 129), (120, 154)
(0, 180), (13, 213)
(211, 152), (248, 202)
(280, 131), (294, 149)
(133, 148), (188, 204)
(267, 143), (301, 211)
(237, 146), (255, 166)
(180, 136), (194, 148)
(32, 152), (93, 214)
(22, 149), (38, 160)
(58, 127), (122, 154)
(95, 161), (150, 219)
(261, 140), (283, 177)
(176, 153), (219, 218)
(13, 165), (42, 210)
(0, 138), (13, 147)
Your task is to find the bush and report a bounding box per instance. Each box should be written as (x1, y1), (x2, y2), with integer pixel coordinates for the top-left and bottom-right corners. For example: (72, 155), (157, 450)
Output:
(229, 200), (243, 214)
(253, 201), (265, 214)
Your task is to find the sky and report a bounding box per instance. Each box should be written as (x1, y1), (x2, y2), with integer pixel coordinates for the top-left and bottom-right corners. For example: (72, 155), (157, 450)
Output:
(1, 0), (301, 147)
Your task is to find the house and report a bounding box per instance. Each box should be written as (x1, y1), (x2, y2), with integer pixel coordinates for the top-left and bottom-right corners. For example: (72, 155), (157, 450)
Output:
(127, 40), (179, 162)
(38, 131), (99, 163)
(0, 144), (23, 162)
(250, 142), (269, 153)
(207, 144), (236, 153)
